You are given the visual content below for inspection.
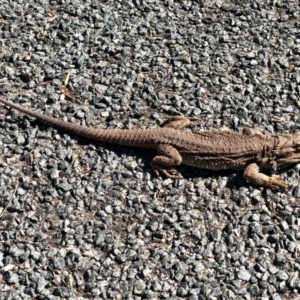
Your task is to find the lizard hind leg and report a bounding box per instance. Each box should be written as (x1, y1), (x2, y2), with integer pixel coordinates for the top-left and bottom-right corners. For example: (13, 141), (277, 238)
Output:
(163, 116), (200, 130)
(243, 163), (288, 190)
(151, 144), (183, 178)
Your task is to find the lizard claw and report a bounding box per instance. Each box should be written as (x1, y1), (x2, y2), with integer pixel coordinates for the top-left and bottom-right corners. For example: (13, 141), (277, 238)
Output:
(267, 175), (288, 190)
(151, 163), (180, 179)
(161, 168), (180, 179)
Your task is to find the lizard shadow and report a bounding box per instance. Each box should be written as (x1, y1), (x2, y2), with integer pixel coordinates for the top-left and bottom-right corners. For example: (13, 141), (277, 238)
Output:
(29, 123), (243, 185)
(68, 136), (247, 187)
(178, 165), (247, 188)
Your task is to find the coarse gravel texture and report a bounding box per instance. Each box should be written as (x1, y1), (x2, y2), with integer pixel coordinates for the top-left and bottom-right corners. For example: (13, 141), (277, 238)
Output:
(1, 0), (300, 299)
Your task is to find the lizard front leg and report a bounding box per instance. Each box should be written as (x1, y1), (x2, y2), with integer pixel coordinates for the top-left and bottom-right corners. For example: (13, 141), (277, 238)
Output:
(151, 144), (182, 178)
(163, 116), (199, 130)
(243, 163), (288, 190)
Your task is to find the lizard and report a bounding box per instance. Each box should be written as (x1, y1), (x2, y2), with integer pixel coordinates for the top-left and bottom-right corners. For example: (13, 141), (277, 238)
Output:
(0, 97), (299, 190)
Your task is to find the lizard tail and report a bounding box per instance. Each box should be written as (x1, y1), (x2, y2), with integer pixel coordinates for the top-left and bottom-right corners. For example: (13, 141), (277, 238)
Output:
(0, 97), (134, 144)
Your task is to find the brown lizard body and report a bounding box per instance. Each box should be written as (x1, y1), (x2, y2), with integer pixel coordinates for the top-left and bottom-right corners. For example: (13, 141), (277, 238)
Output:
(1, 97), (300, 190)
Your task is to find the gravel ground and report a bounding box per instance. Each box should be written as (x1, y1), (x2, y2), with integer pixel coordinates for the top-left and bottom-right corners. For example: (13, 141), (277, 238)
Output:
(1, 1), (300, 299)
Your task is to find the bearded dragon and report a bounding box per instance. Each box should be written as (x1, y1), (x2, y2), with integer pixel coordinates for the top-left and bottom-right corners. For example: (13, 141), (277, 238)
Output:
(1, 97), (299, 190)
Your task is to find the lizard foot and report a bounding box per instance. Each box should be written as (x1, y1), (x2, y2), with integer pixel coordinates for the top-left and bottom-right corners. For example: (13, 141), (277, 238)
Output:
(163, 116), (200, 130)
(151, 163), (180, 179)
(266, 175), (288, 190)
(244, 163), (288, 190)
(164, 116), (200, 122)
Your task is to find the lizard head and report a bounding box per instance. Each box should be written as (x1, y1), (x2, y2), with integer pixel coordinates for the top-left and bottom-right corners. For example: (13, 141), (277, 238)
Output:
(275, 132), (300, 168)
